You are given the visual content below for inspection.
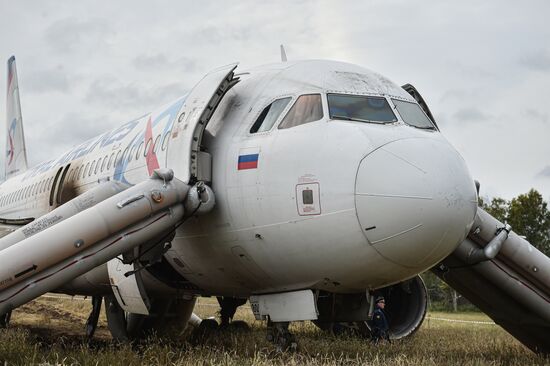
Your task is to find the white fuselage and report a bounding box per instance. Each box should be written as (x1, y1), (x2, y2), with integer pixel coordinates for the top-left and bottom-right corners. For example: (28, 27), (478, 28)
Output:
(0, 60), (478, 297)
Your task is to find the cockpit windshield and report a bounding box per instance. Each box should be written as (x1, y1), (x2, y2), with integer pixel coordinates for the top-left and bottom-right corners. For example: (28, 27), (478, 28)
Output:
(392, 99), (435, 129)
(327, 94), (397, 124)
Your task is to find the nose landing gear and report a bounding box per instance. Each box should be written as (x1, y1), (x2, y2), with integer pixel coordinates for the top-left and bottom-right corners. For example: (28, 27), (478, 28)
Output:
(266, 320), (298, 352)
(85, 295), (102, 339)
(217, 296), (247, 327)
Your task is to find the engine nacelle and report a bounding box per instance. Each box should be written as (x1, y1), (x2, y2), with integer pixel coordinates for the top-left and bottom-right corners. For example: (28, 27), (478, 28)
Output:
(315, 275), (428, 339)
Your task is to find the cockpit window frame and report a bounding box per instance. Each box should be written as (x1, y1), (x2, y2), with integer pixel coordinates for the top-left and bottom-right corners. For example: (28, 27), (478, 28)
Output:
(390, 97), (436, 130)
(278, 93), (325, 130)
(327, 93), (398, 125)
(248, 95), (294, 135)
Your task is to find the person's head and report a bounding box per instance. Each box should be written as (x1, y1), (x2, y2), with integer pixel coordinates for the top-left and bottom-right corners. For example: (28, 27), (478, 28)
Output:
(375, 296), (385, 309)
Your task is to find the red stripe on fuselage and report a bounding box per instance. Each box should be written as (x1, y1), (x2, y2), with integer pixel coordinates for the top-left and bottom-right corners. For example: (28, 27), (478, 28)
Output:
(145, 117), (160, 176)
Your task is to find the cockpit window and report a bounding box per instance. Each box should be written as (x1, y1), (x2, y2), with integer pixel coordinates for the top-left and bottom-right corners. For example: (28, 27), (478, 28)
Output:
(250, 97), (292, 133)
(278, 94), (323, 129)
(392, 99), (435, 129)
(327, 94), (397, 124)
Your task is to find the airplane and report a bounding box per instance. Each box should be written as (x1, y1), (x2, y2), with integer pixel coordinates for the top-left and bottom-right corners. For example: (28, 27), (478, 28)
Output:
(0, 54), (548, 353)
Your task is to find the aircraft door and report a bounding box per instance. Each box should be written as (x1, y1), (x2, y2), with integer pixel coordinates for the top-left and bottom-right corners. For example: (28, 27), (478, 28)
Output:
(166, 64), (239, 184)
(56, 164), (77, 205)
(49, 164), (76, 208)
(48, 167), (63, 207)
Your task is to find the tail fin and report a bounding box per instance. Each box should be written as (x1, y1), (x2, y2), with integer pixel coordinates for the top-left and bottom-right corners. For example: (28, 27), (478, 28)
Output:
(5, 56), (28, 179)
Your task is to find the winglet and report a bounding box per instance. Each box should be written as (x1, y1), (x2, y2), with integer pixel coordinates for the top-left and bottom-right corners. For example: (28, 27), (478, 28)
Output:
(280, 44), (287, 62)
(5, 56), (28, 179)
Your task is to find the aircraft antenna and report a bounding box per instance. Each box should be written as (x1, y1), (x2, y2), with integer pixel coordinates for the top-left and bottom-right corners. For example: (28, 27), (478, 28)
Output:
(280, 45), (287, 62)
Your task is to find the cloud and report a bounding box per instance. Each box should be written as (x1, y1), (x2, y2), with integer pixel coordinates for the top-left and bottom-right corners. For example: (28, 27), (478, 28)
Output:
(523, 109), (549, 124)
(86, 76), (186, 110)
(44, 17), (115, 53)
(26, 112), (115, 166)
(520, 50), (550, 71)
(24, 66), (72, 94)
(452, 107), (490, 123)
(133, 53), (197, 73)
(536, 166), (550, 179)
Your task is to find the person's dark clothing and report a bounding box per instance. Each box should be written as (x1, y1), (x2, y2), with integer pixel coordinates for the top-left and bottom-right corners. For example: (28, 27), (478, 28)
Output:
(371, 307), (389, 342)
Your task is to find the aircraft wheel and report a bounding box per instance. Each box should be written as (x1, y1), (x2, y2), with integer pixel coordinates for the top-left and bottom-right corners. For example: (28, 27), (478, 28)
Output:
(190, 318), (218, 344)
(227, 320), (250, 331)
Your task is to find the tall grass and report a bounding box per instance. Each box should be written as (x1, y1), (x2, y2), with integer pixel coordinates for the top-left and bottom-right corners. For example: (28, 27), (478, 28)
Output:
(0, 296), (547, 365)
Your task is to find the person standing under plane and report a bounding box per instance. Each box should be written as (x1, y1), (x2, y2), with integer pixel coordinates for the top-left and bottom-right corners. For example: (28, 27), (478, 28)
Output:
(371, 296), (390, 342)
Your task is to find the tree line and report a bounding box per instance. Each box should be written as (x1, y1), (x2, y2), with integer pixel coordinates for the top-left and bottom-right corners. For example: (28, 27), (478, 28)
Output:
(424, 188), (550, 311)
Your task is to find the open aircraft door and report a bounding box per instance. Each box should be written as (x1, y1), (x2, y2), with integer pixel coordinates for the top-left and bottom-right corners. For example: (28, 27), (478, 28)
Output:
(106, 64), (239, 314)
(166, 63), (240, 184)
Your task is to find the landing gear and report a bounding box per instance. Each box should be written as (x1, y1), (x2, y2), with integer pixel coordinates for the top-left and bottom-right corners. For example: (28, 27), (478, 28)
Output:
(105, 295), (128, 342)
(0, 311), (11, 328)
(189, 317), (219, 345)
(85, 296), (102, 339)
(217, 296), (247, 327)
(266, 320), (297, 352)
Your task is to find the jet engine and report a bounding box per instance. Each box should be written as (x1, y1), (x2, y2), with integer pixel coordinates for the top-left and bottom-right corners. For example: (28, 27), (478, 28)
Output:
(314, 275), (428, 339)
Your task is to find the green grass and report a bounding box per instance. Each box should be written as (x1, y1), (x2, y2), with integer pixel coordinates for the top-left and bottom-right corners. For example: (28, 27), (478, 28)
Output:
(0, 296), (548, 365)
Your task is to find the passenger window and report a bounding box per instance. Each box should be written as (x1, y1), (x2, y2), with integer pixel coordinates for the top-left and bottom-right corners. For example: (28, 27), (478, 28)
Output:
(136, 142), (144, 159)
(114, 150), (121, 167)
(250, 97), (292, 133)
(144, 138), (152, 156)
(153, 135), (161, 153)
(89, 161), (96, 176)
(161, 133), (169, 151)
(278, 94), (323, 129)
(101, 155), (108, 171)
(108, 153), (115, 170)
(96, 158), (102, 174)
(120, 148), (130, 162)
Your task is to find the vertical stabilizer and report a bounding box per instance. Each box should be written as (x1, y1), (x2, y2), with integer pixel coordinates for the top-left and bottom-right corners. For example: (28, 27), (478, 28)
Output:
(280, 44), (288, 62)
(5, 56), (28, 179)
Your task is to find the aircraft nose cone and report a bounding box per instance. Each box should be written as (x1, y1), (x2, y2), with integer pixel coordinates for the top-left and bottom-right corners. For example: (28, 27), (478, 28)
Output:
(355, 138), (478, 269)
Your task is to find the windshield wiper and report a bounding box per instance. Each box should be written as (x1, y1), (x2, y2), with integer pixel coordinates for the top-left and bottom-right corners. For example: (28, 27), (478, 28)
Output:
(331, 114), (354, 121)
(331, 115), (377, 123)
(411, 125), (436, 130)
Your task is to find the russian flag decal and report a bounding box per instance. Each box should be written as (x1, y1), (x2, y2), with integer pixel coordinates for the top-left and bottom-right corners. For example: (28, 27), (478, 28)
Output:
(238, 148), (260, 170)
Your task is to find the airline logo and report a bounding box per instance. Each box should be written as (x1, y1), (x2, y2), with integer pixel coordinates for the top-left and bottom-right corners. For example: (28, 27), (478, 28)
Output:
(144, 117), (160, 176)
(6, 119), (16, 165)
(238, 147), (260, 170)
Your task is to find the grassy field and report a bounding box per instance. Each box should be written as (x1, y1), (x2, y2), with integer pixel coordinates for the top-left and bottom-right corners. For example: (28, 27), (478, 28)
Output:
(0, 295), (548, 365)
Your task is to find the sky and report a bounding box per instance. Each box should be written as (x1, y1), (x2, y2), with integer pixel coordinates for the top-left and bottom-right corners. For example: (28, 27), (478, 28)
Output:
(0, 0), (548, 200)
